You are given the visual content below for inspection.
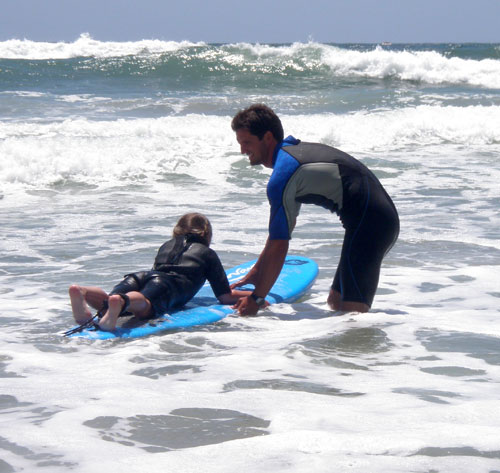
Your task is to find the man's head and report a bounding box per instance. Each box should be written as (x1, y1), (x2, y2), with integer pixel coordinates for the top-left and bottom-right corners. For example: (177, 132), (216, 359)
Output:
(231, 104), (283, 168)
(231, 104), (284, 142)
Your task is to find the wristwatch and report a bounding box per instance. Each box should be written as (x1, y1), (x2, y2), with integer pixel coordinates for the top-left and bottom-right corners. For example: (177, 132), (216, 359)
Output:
(250, 292), (266, 308)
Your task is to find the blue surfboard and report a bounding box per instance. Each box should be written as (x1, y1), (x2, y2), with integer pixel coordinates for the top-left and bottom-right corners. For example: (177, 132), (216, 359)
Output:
(66, 255), (318, 340)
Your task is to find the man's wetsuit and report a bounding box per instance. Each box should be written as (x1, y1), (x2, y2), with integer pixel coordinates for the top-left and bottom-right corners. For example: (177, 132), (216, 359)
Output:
(110, 234), (231, 316)
(268, 136), (399, 307)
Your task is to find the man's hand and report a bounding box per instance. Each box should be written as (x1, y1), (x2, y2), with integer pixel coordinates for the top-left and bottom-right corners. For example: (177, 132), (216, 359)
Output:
(233, 295), (259, 316)
(232, 238), (287, 315)
(232, 295), (270, 316)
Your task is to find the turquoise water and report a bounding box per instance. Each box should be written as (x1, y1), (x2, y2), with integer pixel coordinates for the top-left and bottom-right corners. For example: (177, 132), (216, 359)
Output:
(1, 37), (500, 472)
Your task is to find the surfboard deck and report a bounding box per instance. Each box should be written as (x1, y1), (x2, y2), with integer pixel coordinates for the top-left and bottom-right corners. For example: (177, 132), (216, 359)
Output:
(66, 255), (318, 340)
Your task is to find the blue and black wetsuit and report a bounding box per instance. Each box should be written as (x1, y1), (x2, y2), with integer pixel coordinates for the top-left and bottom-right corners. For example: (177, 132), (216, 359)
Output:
(110, 234), (231, 316)
(268, 136), (399, 307)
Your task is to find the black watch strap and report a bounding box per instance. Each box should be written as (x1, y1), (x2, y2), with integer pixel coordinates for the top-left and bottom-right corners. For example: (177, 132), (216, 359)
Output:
(250, 292), (266, 307)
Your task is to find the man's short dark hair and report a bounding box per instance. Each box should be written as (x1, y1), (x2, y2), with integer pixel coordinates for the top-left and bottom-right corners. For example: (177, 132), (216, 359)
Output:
(231, 104), (284, 142)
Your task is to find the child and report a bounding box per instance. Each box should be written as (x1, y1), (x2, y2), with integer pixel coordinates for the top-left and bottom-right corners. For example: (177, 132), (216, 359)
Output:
(69, 213), (253, 331)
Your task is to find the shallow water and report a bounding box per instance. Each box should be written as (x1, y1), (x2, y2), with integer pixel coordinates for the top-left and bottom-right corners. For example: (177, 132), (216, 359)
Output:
(1, 38), (500, 472)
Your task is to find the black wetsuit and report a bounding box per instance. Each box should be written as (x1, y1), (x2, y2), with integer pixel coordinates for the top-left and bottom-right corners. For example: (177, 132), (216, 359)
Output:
(268, 136), (399, 307)
(110, 234), (231, 316)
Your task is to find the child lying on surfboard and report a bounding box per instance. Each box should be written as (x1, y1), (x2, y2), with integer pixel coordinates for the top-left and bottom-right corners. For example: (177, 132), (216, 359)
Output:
(68, 212), (255, 331)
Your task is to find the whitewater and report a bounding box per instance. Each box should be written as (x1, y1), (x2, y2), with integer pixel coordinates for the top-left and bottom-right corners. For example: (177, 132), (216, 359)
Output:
(1, 36), (500, 472)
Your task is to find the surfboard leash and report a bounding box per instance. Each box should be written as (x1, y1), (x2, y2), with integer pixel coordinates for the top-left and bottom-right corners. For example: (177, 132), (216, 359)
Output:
(62, 300), (109, 336)
(62, 313), (101, 336)
(63, 295), (131, 337)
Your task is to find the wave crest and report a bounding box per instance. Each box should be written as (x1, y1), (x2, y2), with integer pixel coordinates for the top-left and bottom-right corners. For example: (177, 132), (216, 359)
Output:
(0, 33), (205, 60)
(1, 37), (499, 88)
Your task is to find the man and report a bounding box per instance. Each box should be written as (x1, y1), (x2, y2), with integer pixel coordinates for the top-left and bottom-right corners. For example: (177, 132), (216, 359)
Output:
(231, 104), (399, 316)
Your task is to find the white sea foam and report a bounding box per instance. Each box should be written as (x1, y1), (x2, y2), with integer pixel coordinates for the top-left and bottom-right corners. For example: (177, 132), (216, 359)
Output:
(319, 45), (500, 89)
(2, 261), (500, 472)
(0, 33), (204, 59)
(0, 115), (236, 190)
(1, 106), (499, 193)
(286, 105), (500, 151)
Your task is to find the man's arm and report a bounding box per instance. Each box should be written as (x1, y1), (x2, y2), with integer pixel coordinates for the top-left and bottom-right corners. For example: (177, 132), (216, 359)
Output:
(229, 237), (271, 289)
(233, 238), (289, 316)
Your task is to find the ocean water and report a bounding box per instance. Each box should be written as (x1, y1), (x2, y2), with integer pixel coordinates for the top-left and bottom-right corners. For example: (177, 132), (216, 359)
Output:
(1, 35), (500, 472)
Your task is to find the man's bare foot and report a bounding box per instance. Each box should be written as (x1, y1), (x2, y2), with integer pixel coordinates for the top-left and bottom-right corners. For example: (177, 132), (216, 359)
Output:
(327, 289), (369, 313)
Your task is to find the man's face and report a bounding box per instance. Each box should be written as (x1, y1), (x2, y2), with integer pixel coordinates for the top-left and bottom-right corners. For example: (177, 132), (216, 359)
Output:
(235, 129), (270, 167)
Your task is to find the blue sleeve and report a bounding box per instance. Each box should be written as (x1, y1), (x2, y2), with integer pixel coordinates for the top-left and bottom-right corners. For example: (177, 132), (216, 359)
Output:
(267, 150), (300, 240)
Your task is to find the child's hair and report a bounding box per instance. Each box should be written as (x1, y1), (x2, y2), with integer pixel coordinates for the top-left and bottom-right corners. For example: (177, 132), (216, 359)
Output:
(173, 213), (213, 245)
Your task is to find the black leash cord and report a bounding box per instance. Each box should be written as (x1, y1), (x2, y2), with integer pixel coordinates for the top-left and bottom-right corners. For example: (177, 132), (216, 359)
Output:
(63, 296), (131, 337)
(63, 313), (100, 337)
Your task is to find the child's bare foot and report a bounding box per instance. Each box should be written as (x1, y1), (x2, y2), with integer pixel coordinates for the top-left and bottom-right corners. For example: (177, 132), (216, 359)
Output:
(98, 294), (124, 331)
(69, 285), (92, 324)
